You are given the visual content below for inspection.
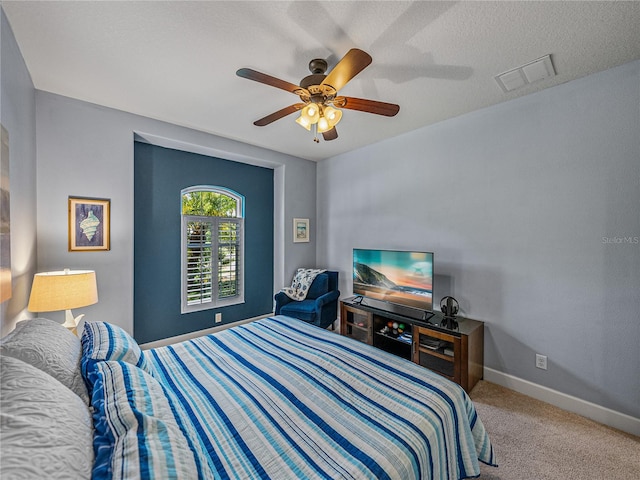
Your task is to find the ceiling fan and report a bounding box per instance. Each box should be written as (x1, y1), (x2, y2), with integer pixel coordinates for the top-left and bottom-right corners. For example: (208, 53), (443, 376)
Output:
(236, 48), (400, 143)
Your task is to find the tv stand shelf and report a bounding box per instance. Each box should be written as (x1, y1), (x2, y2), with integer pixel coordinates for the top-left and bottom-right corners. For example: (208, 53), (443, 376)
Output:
(340, 299), (484, 392)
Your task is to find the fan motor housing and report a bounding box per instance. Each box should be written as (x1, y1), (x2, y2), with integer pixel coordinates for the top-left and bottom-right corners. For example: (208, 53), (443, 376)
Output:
(300, 58), (331, 91)
(300, 73), (326, 90)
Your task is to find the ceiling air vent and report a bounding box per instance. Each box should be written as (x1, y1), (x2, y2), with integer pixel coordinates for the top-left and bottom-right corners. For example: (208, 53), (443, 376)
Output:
(495, 55), (556, 93)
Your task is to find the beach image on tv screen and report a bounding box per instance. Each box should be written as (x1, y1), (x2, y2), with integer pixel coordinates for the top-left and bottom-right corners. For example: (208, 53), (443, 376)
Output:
(353, 249), (433, 310)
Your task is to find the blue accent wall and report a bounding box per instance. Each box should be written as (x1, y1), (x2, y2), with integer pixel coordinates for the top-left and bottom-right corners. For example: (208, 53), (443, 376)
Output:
(134, 142), (273, 343)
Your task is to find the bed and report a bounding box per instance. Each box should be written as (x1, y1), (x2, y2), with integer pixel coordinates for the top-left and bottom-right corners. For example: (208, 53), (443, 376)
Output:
(0, 316), (496, 479)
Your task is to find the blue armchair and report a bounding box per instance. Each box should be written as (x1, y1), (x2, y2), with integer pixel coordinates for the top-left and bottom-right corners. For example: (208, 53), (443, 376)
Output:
(274, 271), (340, 329)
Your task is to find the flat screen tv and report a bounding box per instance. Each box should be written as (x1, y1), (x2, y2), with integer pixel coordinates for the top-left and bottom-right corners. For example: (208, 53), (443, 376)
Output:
(353, 248), (434, 316)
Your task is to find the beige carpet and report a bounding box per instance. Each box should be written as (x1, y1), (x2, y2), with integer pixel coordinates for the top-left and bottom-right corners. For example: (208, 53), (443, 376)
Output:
(469, 381), (640, 479)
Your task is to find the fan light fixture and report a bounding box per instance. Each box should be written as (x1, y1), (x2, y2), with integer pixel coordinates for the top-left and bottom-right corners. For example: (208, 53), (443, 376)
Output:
(296, 104), (342, 134)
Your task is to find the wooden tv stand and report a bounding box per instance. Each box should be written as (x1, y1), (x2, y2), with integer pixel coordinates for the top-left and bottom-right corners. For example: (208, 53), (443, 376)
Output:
(340, 299), (484, 393)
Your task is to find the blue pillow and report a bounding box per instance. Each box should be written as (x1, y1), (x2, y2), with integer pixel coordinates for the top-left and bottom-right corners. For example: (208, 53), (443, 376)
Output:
(81, 321), (151, 375)
(90, 361), (215, 480)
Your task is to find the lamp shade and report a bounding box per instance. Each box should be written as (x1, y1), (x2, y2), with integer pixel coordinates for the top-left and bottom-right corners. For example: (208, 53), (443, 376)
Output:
(28, 270), (98, 313)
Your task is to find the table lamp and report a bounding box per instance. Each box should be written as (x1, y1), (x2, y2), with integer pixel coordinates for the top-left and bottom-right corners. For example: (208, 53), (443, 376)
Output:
(28, 269), (98, 334)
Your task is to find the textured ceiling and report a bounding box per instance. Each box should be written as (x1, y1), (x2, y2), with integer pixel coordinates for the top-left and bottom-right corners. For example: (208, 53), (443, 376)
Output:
(3, 1), (640, 161)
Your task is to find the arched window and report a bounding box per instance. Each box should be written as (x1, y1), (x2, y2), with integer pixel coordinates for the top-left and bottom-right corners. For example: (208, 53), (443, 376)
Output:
(181, 186), (244, 313)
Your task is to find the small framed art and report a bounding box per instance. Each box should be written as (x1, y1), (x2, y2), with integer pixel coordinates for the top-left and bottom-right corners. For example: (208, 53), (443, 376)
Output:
(68, 196), (111, 251)
(293, 218), (309, 243)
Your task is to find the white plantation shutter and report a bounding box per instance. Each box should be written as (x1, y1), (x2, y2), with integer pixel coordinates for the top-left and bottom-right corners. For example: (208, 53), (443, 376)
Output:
(217, 219), (242, 299)
(181, 187), (244, 314)
(184, 219), (214, 307)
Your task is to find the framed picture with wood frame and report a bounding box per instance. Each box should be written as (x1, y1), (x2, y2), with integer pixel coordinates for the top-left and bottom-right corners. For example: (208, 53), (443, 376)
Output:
(68, 196), (110, 251)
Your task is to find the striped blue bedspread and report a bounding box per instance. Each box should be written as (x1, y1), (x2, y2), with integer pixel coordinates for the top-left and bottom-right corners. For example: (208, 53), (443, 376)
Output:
(146, 316), (496, 480)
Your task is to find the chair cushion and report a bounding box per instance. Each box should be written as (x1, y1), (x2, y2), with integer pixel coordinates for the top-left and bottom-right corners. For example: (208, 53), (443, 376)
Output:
(280, 300), (317, 323)
(307, 273), (328, 299)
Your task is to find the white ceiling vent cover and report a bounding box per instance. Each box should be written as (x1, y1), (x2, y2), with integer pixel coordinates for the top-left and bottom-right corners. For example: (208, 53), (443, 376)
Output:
(495, 55), (556, 93)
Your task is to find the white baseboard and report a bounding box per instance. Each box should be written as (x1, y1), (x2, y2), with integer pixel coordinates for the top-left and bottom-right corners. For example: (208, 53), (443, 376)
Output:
(484, 367), (640, 438)
(139, 314), (271, 350)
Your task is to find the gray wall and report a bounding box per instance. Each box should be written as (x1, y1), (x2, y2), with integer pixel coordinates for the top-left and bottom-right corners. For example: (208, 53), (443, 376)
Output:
(0, 8), (37, 336)
(317, 60), (640, 419)
(34, 91), (316, 336)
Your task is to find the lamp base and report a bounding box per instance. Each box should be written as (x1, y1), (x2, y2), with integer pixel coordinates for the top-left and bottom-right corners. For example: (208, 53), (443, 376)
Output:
(61, 309), (85, 336)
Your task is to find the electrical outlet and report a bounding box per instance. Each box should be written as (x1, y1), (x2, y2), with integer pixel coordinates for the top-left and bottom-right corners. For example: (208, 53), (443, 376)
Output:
(215, 313), (222, 323)
(535, 354), (547, 370)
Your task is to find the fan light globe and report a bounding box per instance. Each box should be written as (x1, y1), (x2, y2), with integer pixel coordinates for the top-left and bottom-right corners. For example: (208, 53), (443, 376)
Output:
(324, 106), (343, 127)
(301, 104), (320, 123)
(316, 116), (331, 133)
(295, 115), (312, 130)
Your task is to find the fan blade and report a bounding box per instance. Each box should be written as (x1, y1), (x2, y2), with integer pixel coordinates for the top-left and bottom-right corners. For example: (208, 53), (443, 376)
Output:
(334, 96), (399, 117)
(322, 127), (338, 141)
(237, 68), (308, 96)
(321, 49), (372, 92)
(254, 103), (305, 126)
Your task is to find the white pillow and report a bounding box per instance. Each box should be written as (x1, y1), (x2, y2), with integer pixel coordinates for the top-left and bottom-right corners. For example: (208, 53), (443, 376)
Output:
(0, 318), (89, 404)
(0, 355), (94, 479)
